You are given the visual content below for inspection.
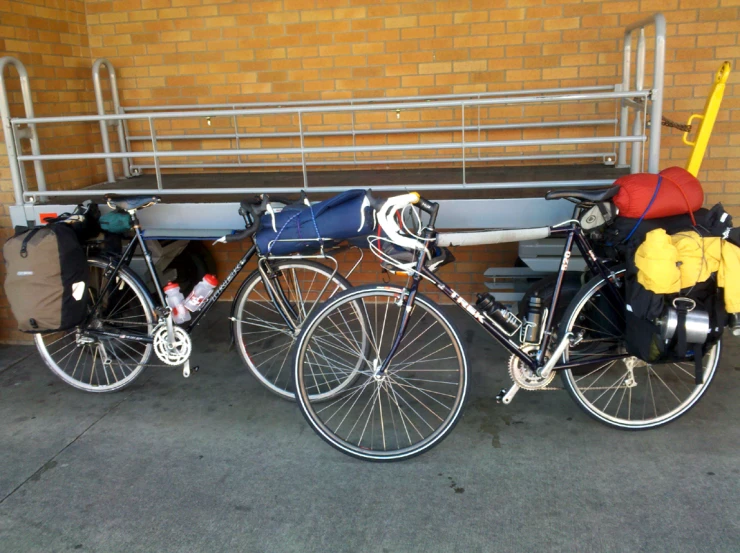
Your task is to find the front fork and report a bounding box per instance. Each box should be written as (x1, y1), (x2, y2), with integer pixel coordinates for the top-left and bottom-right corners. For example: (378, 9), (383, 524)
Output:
(375, 248), (428, 376)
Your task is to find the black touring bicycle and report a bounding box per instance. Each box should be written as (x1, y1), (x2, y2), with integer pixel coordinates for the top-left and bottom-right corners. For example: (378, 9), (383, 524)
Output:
(34, 193), (367, 400)
(291, 190), (725, 461)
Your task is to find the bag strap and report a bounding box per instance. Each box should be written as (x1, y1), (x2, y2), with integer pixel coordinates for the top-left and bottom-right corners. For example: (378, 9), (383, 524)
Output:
(667, 178), (697, 227)
(42, 212), (72, 224)
(674, 302), (704, 385)
(596, 201), (611, 220)
(623, 176), (663, 243)
(19, 227), (42, 258)
(267, 211), (301, 254)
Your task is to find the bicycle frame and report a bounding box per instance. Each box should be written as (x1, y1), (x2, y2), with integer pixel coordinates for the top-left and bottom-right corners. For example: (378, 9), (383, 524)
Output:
(378, 222), (627, 375)
(85, 210), (266, 342)
(85, 215), (354, 343)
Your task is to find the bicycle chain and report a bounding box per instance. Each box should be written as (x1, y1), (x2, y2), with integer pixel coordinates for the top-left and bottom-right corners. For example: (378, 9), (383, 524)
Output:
(95, 319), (152, 327)
(88, 322), (190, 369)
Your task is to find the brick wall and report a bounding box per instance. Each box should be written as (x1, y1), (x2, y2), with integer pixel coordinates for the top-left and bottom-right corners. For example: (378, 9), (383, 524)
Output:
(1, 0), (738, 343)
(0, 0), (110, 343)
(79, 0), (739, 205)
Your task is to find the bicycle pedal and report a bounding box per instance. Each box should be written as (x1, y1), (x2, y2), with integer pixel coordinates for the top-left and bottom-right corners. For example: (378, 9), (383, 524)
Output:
(496, 385), (520, 405)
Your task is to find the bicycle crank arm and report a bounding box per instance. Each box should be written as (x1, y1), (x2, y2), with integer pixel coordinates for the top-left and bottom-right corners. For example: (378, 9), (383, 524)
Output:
(496, 384), (520, 405)
(182, 360), (201, 378)
(536, 332), (573, 379)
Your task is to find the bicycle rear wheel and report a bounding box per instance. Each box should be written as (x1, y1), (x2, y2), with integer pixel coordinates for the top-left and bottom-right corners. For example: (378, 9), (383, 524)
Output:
(294, 285), (469, 461)
(560, 268), (721, 429)
(35, 257), (155, 392)
(233, 259), (356, 400)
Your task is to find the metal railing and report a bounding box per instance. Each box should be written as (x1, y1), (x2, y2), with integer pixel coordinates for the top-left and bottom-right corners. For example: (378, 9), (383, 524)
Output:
(0, 57), (46, 203)
(618, 12), (666, 173)
(0, 14), (667, 205)
(92, 58), (130, 181)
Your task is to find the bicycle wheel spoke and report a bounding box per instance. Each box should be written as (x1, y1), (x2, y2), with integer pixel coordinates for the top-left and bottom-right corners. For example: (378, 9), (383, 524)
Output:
(563, 269), (719, 429)
(648, 365), (682, 405)
(297, 288), (466, 460)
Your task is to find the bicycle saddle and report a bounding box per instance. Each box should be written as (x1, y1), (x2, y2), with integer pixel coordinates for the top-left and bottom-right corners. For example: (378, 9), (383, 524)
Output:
(105, 195), (161, 211)
(545, 186), (619, 203)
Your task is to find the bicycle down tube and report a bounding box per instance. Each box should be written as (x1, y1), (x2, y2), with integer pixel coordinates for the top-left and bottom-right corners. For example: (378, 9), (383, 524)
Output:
(379, 222), (626, 375)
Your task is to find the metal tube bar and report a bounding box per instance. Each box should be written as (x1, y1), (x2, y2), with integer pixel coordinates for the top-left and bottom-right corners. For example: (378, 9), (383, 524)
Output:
(477, 102), (481, 159)
(18, 135), (644, 162)
(148, 118), (163, 190)
(461, 103), (466, 186)
(618, 35), (632, 167)
(232, 112), (242, 166)
(13, 124), (28, 188)
(647, 13), (666, 173)
(14, 90), (651, 125)
(22, 179), (618, 200)
(120, 85), (617, 112)
(632, 30), (645, 176)
(131, 151), (615, 170)
(93, 59), (131, 178)
(350, 102), (356, 164)
(617, 12), (667, 173)
(0, 56), (45, 205)
(298, 111), (308, 189)
(635, 29), (646, 92)
(631, 112), (642, 172)
(123, 118), (618, 141)
(621, 98), (645, 110)
(109, 64), (130, 178)
(92, 59), (116, 182)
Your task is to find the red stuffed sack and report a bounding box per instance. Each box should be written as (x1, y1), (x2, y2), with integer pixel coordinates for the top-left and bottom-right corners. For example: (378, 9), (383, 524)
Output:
(613, 167), (703, 219)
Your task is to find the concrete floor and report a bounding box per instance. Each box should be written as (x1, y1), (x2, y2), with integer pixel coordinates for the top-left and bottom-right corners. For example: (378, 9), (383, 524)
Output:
(1, 305), (738, 553)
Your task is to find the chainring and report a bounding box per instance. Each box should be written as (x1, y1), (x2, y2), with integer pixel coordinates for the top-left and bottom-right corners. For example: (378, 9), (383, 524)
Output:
(508, 345), (556, 390)
(152, 325), (192, 366)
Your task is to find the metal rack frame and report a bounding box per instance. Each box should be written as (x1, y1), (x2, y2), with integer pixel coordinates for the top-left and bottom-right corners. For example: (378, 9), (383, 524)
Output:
(2, 14), (666, 216)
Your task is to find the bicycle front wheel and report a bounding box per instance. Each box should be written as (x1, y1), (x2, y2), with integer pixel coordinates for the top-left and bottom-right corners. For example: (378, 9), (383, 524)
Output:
(294, 285), (469, 462)
(560, 268), (721, 429)
(233, 259), (354, 400)
(35, 257), (155, 393)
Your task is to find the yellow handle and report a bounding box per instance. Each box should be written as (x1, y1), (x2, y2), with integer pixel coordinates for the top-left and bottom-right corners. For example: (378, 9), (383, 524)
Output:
(682, 114), (704, 147)
(684, 61), (731, 177)
(715, 61), (731, 85)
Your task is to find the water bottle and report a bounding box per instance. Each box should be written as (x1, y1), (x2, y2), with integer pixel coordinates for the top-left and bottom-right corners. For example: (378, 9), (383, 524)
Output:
(164, 282), (191, 324)
(184, 274), (219, 312)
(523, 295), (543, 344)
(475, 293), (520, 335)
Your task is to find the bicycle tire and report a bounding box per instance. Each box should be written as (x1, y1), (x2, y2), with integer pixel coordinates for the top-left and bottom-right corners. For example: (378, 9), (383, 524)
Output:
(293, 284), (469, 461)
(559, 268), (721, 429)
(232, 258), (357, 400)
(35, 256), (156, 393)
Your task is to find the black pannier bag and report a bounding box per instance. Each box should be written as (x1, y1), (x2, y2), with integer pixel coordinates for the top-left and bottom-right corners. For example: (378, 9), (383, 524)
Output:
(599, 203), (733, 260)
(3, 223), (89, 332)
(623, 248), (726, 385)
(255, 189), (376, 256)
(624, 272), (725, 384)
